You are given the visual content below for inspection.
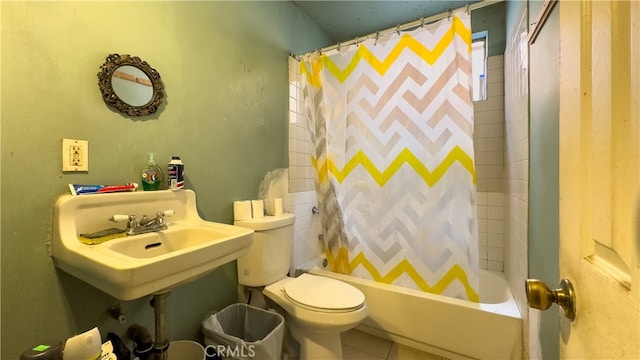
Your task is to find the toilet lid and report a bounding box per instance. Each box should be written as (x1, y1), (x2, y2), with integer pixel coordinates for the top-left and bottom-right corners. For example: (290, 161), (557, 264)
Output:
(284, 274), (365, 312)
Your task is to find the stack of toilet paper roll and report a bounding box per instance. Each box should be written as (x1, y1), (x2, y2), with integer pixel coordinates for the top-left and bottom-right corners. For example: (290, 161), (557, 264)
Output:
(233, 198), (283, 221)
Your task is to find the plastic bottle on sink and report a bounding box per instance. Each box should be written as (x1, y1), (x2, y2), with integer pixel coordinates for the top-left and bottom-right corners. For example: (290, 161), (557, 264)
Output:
(141, 153), (163, 191)
(167, 155), (184, 190)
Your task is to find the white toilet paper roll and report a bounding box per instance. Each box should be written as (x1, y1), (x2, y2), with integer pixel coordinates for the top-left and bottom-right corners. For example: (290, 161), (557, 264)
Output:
(233, 201), (253, 221)
(274, 198), (283, 215)
(251, 200), (264, 218)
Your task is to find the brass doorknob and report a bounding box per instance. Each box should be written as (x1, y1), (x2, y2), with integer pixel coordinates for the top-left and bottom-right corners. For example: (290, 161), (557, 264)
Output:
(525, 278), (576, 322)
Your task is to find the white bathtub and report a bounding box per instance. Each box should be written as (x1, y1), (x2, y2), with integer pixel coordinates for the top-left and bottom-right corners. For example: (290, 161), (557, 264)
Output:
(306, 265), (522, 359)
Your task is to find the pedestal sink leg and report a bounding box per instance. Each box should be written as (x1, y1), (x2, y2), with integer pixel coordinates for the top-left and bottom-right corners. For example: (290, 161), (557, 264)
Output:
(152, 292), (171, 357)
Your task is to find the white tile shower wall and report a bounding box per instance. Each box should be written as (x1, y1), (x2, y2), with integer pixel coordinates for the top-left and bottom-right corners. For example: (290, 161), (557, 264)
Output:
(474, 55), (505, 195)
(287, 55), (507, 271)
(474, 55), (506, 271)
(477, 191), (505, 271)
(504, 5), (530, 358)
(285, 191), (323, 273)
(288, 57), (322, 271)
(288, 56), (315, 193)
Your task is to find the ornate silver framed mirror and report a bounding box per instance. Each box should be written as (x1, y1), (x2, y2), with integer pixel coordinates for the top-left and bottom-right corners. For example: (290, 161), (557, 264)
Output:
(97, 54), (165, 117)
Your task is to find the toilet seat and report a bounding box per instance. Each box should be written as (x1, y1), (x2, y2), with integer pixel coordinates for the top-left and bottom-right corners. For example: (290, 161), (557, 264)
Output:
(283, 274), (365, 313)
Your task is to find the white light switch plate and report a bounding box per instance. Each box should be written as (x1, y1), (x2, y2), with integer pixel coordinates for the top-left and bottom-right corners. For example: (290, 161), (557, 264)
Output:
(62, 138), (89, 172)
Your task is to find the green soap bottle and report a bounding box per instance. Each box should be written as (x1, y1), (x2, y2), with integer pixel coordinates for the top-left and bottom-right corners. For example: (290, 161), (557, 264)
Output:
(141, 153), (163, 191)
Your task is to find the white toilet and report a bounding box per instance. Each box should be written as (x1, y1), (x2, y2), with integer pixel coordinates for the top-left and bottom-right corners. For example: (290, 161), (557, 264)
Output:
(235, 213), (368, 360)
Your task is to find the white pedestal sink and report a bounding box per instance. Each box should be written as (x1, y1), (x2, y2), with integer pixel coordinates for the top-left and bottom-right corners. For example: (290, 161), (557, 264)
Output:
(51, 189), (253, 300)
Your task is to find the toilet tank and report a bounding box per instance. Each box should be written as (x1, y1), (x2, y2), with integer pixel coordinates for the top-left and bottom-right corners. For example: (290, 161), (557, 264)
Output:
(234, 213), (296, 287)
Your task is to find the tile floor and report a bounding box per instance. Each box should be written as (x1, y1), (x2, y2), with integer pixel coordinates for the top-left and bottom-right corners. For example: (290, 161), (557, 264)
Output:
(341, 329), (447, 360)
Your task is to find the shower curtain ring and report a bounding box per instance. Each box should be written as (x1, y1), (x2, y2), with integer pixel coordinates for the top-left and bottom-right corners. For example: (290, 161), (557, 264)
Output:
(396, 25), (401, 35)
(448, 9), (453, 21)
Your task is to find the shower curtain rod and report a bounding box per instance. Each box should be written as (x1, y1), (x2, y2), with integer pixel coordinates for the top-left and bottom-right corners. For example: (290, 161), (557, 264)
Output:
(294, 0), (502, 59)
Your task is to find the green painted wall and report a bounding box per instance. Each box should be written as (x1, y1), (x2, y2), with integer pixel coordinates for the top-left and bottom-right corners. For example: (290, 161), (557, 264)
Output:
(528, 2), (560, 359)
(0, 1), (329, 357)
(471, 1), (506, 56)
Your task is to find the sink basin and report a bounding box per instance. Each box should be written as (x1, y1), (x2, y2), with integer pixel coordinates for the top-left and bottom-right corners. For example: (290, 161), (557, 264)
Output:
(51, 189), (253, 300)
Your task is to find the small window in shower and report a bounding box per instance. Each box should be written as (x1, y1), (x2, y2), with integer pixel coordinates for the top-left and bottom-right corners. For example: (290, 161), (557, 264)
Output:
(472, 31), (488, 102)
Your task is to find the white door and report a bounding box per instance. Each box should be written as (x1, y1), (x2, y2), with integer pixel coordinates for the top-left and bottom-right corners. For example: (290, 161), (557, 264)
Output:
(558, 0), (640, 358)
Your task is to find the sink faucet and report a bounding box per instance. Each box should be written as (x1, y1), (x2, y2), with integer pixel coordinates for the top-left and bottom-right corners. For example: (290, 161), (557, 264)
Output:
(109, 210), (174, 236)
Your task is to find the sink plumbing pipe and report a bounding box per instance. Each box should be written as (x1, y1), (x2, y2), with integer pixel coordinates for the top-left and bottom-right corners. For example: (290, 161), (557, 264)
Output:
(152, 292), (171, 356)
(126, 324), (157, 360)
(126, 292), (171, 360)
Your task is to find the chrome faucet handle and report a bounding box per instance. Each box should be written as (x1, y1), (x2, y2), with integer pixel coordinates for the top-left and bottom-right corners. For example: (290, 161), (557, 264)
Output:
(109, 211), (173, 236)
(155, 210), (173, 228)
(109, 214), (137, 232)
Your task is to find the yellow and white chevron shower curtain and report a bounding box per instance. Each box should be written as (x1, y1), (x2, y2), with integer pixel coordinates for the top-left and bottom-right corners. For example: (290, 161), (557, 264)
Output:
(301, 12), (479, 301)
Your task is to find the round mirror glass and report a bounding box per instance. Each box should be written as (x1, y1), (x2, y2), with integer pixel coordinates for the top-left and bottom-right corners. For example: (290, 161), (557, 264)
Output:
(111, 65), (154, 107)
(97, 54), (165, 117)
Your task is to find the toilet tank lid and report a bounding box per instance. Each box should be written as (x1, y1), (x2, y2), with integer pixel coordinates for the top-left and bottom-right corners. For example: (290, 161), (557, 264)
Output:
(234, 213), (295, 231)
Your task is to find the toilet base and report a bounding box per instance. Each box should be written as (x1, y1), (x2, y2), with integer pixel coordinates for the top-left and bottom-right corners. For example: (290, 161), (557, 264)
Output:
(288, 319), (343, 360)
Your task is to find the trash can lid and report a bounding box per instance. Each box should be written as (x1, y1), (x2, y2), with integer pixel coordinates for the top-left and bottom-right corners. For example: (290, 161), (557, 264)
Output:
(284, 274), (365, 312)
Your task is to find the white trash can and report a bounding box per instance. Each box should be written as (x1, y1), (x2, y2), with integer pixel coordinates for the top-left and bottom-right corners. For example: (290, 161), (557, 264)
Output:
(167, 340), (205, 360)
(202, 303), (285, 360)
